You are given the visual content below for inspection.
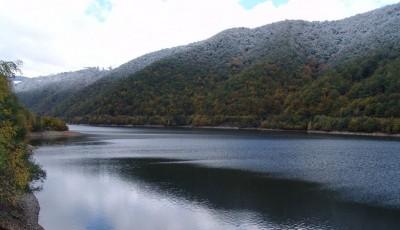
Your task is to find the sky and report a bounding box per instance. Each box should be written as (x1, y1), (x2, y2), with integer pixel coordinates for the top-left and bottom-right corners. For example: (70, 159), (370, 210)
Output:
(0, 0), (399, 77)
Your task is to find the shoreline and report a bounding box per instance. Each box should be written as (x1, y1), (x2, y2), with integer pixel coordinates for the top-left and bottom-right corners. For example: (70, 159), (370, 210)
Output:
(10, 130), (83, 230)
(28, 130), (82, 140)
(73, 124), (400, 139)
(306, 130), (400, 138)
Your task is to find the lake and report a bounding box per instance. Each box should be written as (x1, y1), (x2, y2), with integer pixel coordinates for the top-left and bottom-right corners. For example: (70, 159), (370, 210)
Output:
(33, 125), (400, 230)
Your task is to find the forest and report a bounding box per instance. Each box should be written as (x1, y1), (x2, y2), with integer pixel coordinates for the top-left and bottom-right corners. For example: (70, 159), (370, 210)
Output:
(50, 48), (400, 134)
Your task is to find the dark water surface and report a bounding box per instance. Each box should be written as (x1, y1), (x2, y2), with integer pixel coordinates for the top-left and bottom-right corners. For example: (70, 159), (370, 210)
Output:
(33, 125), (400, 230)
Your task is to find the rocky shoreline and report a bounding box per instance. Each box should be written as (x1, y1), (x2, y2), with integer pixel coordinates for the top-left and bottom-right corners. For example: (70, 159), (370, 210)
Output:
(0, 193), (43, 230)
(0, 131), (82, 230)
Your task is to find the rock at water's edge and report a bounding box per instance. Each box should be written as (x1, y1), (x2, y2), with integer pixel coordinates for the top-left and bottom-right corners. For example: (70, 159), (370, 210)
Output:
(0, 193), (44, 230)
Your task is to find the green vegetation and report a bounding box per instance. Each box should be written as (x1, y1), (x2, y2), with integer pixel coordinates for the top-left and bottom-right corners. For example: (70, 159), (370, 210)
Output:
(45, 48), (399, 134)
(0, 61), (67, 205)
(31, 116), (68, 132)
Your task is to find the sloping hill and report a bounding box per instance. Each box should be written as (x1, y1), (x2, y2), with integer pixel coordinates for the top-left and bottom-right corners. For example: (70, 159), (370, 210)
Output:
(15, 67), (109, 114)
(15, 45), (196, 114)
(17, 3), (400, 133)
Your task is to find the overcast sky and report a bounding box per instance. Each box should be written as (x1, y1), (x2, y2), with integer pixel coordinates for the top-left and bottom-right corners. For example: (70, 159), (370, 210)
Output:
(1, 0), (399, 77)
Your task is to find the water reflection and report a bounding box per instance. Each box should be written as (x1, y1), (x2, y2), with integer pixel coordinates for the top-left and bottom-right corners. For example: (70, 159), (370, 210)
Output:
(37, 163), (264, 230)
(33, 125), (400, 230)
(77, 157), (400, 230)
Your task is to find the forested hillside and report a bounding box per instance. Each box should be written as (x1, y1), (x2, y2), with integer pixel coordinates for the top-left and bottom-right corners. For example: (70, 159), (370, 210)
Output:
(16, 3), (400, 133)
(14, 68), (109, 114)
(14, 46), (195, 115)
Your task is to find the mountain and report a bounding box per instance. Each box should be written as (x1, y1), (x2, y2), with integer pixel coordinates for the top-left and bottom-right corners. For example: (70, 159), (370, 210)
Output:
(16, 3), (400, 133)
(14, 67), (110, 114)
(15, 68), (107, 93)
(14, 45), (197, 114)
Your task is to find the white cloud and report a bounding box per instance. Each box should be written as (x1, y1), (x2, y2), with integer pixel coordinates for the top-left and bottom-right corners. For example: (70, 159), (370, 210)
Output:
(0, 0), (398, 77)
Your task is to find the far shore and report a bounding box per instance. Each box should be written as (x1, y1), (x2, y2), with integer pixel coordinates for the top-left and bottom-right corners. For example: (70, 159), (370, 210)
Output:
(28, 130), (82, 140)
(306, 130), (400, 138)
(71, 124), (400, 139)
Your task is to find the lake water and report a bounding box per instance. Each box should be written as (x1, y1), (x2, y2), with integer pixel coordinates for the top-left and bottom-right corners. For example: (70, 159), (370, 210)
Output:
(33, 125), (400, 230)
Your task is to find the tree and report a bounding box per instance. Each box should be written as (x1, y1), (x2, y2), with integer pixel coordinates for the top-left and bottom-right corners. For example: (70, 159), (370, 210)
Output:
(0, 60), (22, 78)
(0, 60), (45, 204)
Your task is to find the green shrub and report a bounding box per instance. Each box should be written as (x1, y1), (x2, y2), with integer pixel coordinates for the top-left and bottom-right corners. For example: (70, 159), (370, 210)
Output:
(0, 62), (45, 205)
